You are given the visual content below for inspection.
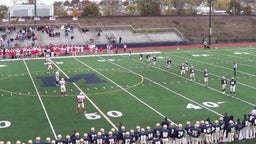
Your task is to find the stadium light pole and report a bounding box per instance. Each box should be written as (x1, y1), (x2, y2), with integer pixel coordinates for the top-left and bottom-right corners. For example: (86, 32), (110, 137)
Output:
(208, 0), (212, 49)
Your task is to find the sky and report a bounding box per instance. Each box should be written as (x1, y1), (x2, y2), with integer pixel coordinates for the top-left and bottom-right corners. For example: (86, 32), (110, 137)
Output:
(0, 0), (100, 6)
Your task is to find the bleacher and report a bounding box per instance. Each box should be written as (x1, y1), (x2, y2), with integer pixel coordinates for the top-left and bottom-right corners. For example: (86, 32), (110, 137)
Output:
(0, 23), (187, 49)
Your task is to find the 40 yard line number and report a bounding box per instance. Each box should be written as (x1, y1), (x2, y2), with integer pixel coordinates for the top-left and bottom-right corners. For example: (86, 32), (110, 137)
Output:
(187, 101), (222, 109)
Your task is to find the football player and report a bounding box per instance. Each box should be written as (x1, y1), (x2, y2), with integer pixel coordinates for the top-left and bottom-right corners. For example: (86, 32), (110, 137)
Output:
(180, 63), (185, 76)
(76, 92), (86, 113)
(122, 132), (131, 144)
(227, 121), (235, 143)
(152, 56), (157, 65)
(55, 70), (60, 86)
(184, 61), (189, 73)
(229, 77), (236, 97)
(138, 128), (147, 144)
(190, 123), (201, 144)
(94, 132), (104, 144)
(169, 123), (176, 144)
(88, 127), (98, 143)
(212, 120), (221, 144)
(146, 54), (151, 64)
(203, 69), (209, 87)
(145, 126), (154, 144)
(139, 54), (143, 61)
(221, 76), (228, 94)
(203, 121), (213, 144)
(55, 134), (64, 144)
(189, 66), (195, 81)
(46, 58), (53, 73)
(233, 62), (237, 76)
(175, 124), (185, 144)
(83, 133), (91, 144)
(166, 59), (172, 70)
(160, 125), (170, 144)
(105, 131), (117, 144)
(59, 78), (67, 97)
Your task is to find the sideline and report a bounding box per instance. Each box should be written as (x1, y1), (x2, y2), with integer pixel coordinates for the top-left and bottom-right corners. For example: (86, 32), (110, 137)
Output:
(23, 60), (57, 139)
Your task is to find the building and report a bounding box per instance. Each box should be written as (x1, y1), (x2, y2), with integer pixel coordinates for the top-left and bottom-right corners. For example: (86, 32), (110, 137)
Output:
(8, 5), (54, 17)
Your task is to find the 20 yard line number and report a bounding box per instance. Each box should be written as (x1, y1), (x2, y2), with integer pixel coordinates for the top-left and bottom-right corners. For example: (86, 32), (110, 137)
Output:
(187, 101), (223, 110)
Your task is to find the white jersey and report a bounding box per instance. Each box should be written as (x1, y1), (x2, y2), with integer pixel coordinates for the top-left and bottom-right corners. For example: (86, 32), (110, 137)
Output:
(55, 71), (60, 80)
(59, 80), (66, 88)
(77, 94), (86, 103)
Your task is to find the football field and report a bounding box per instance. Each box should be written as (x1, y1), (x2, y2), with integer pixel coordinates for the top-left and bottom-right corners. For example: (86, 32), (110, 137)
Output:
(0, 46), (256, 143)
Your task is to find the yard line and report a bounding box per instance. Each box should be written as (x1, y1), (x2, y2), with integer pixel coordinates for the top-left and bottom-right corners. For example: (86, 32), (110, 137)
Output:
(167, 53), (256, 89)
(23, 60), (57, 139)
(99, 57), (224, 118)
(127, 57), (256, 107)
(185, 51), (256, 68)
(73, 57), (177, 125)
(50, 59), (118, 130)
(0, 51), (161, 62)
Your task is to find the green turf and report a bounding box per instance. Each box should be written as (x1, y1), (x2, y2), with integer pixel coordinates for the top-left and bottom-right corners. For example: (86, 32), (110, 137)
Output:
(0, 46), (256, 143)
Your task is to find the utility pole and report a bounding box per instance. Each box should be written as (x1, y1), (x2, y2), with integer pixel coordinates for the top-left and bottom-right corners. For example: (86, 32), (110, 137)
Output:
(34, 0), (37, 17)
(208, 0), (212, 49)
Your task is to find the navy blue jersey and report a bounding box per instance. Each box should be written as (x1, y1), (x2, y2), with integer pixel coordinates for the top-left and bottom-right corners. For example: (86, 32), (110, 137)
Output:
(153, 127), (162, 137)
(122, 136), (131, 144)
(190, 68), (195, 73)
(138, 132), (148, 142)
(152, 56), (157, 61)
(89, 132), (97, 143)
(184, 125), (193, 136)
(227, 124), (235, 133)
(230, 80), (236, 86)
(175, 129), (185, 139)
(169, 127), (177, 138)
(94, 136), (104, 144)
(213, 123), (221, 133)
(72, 136), (81, 144)
(117, 130), (126, 140)
(160, 129), (170, 139)
(203, 125), (214, 134)
(180, 65), (185, 70)
(55, 139), (65, 144)
(204, 71), (209, 77)
(219, 121), (225, 130)
(64, 138), (73, 144)
(105, 135), (117, 144)
(190, 127), (201, 138)
(146, 130), (154, 141)
(221, 79), (227, 85)
(167, 60), (172, 65)
(152, 137), (163, 144)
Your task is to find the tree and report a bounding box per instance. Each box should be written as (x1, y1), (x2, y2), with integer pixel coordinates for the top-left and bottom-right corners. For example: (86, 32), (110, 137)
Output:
(0, 5), (8, 18)
(229, 0), (242, 14)
(81, 3), (101, 16)
(126, 4), (137, 15)
(215, 0), (231, 10)
(137, 0), (161, 16)
(54, 4), (68, 17)
(72, 8), (81, 17)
